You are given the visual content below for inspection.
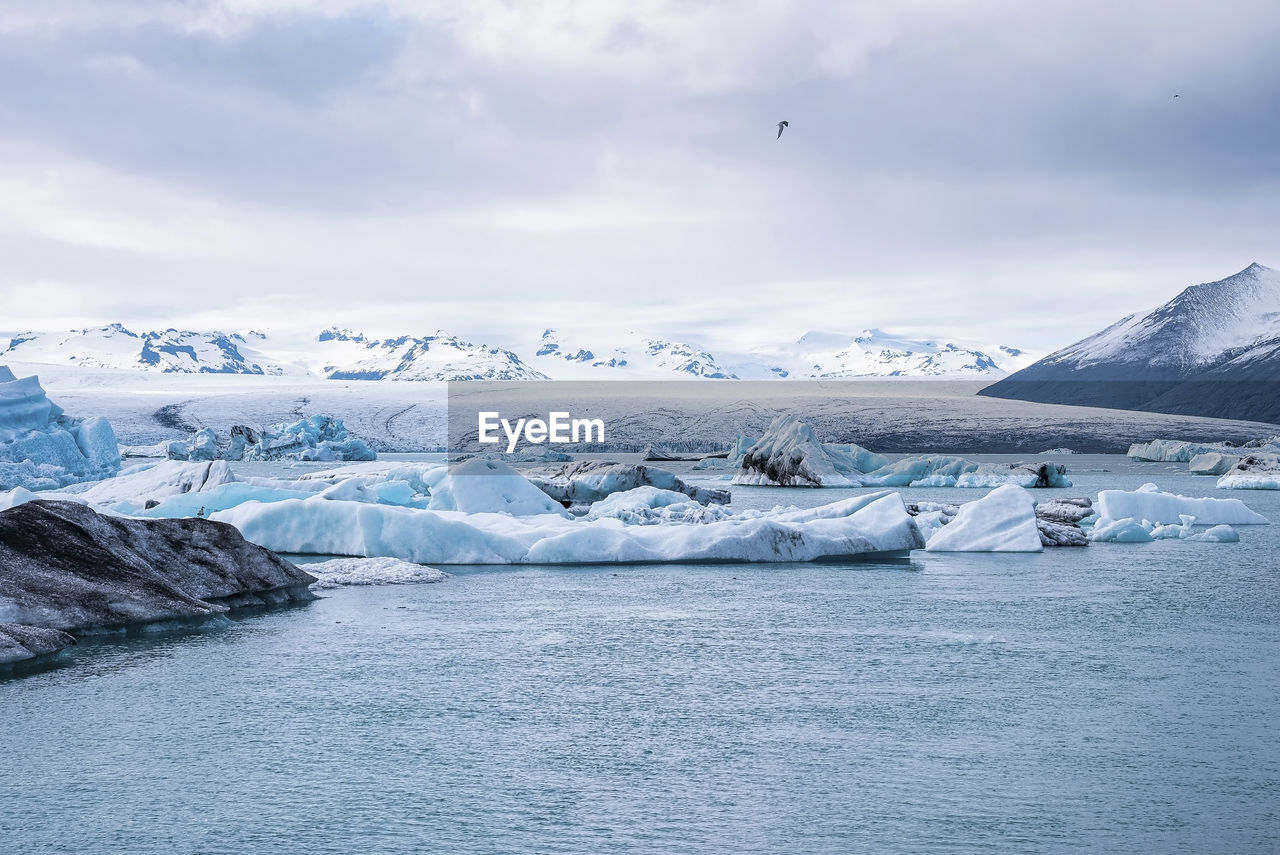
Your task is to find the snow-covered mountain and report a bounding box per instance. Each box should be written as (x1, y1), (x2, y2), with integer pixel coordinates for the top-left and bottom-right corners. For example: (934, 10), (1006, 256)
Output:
(728, 329), (1020, 379)
(1, 325), (280, 374)
(2, 324), (1026, 381)
(981, 263), (1280, 424)
(529, 330), (738, 378)
(312, 329), (545, 381)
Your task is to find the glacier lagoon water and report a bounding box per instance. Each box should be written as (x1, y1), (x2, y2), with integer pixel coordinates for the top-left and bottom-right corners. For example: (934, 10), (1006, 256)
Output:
(2, 455), (1279, 853)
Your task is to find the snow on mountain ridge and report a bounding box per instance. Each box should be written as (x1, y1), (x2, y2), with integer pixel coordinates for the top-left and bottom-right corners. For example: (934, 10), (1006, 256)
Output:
(1043, 263), (1280, 370)
(4, 324), (1024, 380)
(1, 325), (275, 374)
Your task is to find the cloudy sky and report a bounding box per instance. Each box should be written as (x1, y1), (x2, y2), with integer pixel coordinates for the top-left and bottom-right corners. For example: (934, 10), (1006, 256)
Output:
(1, 0), (1278, 355)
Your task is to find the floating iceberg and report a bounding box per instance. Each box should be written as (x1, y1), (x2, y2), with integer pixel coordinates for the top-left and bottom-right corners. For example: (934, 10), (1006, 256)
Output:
(427, 459), (570, 517)
(1095, 483), (1269, 525)
(924, 484), (1043, 552)
(1216, 455), (1280, 490)
(304, 557), (448, 589)
(244, 415), (376, 462)
(732, 415), (876, 487)
(62, 459), (239, 514)
(212, 490), (924, 564)
(1128, 436), (1280, 463)
(584, 486), (736, 525)
(692, 434), (757, 471)
(1092, 514), (1240, 544)
(1187, 452), (1241, 476)
(526, 461), (730, 507)
(0, 367), (121, 490)
(860, 456), (1070, 489)
(1089, 518), (1155, 543)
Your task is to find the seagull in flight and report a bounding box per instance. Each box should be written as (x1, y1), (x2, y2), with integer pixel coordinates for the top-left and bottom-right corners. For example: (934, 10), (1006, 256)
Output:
(776, 120), (789, 139)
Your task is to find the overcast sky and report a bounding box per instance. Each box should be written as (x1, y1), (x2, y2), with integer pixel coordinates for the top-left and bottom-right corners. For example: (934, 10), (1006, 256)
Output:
(1, 0), (1278, 355)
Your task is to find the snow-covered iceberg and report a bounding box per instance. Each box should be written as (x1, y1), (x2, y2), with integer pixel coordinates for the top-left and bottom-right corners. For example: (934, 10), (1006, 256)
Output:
(211, 490), (924, 564)
(0, 367), (120, 490)
(1095, 483), (1269, 526)
(1216, 455), (1280, 490)
(924, 484), (1043, 552)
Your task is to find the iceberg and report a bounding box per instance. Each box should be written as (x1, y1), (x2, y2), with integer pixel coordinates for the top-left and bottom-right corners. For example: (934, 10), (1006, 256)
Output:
(427, 459), (570, 517)
(1089, 518), (1155, 543)
(1216, 455), (1280, 490)
(525, 461), (730, 507)
(584, 486), (736, 525)
(1187, 452), (1241, 476)
(1092, 515), (1240, 544)
(304, 557), (448, 589)
(1095, 483), (1269, 525)
(924, 484), (1043, 552)
(211, 490), (924, 564)
(0, 367), (121, 490)
(63, 459), (239, 514)
(860, 456), (1070, 489)
(732, 415), (873, 487)
(1128, 436), (1280, 463)
(154, 417), (377, 463)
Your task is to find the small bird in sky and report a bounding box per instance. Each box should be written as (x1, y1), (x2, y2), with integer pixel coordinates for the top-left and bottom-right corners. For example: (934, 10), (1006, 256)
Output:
(776, 120), (789, 139)
(1174, 94), (1180, 98)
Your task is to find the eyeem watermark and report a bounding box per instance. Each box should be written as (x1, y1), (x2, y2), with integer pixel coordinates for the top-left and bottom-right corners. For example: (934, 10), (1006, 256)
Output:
(477, 411), (605, 453)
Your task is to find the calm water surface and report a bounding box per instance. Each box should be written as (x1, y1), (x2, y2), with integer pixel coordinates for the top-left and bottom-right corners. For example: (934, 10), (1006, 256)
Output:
(2, 456), (1278, 854)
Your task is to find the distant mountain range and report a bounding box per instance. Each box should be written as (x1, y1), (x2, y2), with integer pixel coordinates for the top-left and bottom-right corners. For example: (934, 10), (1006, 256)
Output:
(981, 263), (1280, 424)
(1, 324), (1025, 381)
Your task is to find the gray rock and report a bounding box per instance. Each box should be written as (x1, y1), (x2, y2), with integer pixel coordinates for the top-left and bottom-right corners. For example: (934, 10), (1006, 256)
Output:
(0, 501), (316, 644)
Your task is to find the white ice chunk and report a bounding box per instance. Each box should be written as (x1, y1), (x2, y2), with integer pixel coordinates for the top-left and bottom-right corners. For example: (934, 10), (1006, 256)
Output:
(68, 459), (238, 513)
(1096, 483), (1269, 525)
(304, 556), (448, 589)
(426, 458), (570, 517)
(1188, 452), (1241, 475)
(924, 484), (1042, 552)
(1089, 518), (1155, 543)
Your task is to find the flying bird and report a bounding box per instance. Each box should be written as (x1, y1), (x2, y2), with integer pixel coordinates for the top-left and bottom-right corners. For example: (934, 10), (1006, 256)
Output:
(776, 120), (789, 139)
